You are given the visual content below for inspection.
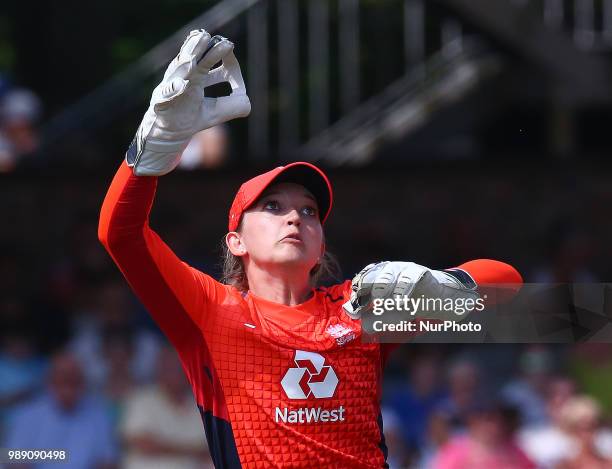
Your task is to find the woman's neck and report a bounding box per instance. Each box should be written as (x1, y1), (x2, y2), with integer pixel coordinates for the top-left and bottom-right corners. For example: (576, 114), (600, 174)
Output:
(245, 263), (312, 306)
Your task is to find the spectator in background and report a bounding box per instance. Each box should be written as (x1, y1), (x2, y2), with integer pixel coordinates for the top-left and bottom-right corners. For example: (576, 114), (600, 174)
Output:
(100, 327), (138, 426)
(435, 358), (482, 435)
(517, 376), (577, 468)
(0, 88), (42, 172)
(569, 343), (612, 418)
(432, 401), (535, 469)
(502, 345), (554, 427)
(0, 293), (51, 437)
(178, 125), (228, 170)
(121, 345), (214, 469)
(0, 326), (47, 436)
(3, 351), (118, 469)
(70, 279), (161, 389)
(380, 407), (414, 469)
(385, 352), (447, 450)
(555, 395), (612, 468)
(414, 409), (452, 469)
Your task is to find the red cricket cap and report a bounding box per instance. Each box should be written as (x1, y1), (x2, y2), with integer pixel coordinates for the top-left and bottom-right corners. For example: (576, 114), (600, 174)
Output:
(228, 162), (333, 232)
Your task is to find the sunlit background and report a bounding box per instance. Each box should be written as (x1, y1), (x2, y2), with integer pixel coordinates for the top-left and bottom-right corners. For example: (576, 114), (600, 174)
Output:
(1, 1), (612, 468)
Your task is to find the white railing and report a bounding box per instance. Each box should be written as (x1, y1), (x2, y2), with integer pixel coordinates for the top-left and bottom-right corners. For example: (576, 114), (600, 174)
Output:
(543, 0), (612, 50)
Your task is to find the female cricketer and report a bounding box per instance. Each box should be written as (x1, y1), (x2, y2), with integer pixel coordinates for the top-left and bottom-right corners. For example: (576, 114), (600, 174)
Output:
(98, 30), (522, 468)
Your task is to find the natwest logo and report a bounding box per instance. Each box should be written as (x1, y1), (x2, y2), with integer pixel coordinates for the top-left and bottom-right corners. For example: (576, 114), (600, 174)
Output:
(281, 350), (339, 399)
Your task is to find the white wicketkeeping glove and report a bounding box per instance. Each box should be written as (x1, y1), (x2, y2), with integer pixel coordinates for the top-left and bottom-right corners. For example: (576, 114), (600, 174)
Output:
(126, 29), (251, 176)
(343, 261), (479, 320)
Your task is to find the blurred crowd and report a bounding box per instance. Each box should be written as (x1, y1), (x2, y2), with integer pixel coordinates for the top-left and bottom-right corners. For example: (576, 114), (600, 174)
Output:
(1, 79), (612, 468)
(0, 75), (42, 172)
(1, 209), (612, 469)
(382, 344), (612, 468)
(3, 307), (612, 469)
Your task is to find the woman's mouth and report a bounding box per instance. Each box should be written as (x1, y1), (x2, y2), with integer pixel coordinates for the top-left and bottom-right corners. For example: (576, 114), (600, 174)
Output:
(282, 233), (302, 243)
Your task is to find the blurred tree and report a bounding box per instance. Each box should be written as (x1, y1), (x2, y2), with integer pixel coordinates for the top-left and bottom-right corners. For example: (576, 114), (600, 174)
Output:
(2, 0), (217, 112)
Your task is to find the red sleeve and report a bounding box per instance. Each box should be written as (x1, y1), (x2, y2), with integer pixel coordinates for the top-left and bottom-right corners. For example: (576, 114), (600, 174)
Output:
(456, 259), (523, 285)
(98, 161), (228, 350)
(456, 259), (523, 304)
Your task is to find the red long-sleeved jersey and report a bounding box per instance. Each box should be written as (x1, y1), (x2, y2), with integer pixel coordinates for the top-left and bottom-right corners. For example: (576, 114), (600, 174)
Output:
(98, 161), (393, 468)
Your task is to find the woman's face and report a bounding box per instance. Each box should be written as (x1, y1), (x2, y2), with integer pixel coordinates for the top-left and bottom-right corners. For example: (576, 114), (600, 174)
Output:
(231, 182), (324, 274)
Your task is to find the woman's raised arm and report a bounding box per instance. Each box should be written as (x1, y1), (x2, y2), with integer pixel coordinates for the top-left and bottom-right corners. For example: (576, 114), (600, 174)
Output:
(97, 29), (250, 351)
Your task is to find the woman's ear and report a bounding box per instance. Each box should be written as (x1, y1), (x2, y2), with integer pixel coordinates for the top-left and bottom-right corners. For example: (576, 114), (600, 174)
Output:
(226, 232), (247, 256)
(319, 241), (326, 261)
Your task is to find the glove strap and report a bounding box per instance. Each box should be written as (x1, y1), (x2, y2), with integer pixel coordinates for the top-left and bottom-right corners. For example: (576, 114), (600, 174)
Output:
(442, 268), (477, 290)
(126, 134), (190, 176)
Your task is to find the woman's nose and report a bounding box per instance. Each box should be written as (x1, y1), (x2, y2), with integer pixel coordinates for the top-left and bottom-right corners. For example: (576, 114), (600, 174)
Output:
(286, 209), (301, 225)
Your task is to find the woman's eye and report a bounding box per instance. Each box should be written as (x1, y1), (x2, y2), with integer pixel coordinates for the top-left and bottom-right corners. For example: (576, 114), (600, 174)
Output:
(302, 206), (317, 217)
(263, 200), (316, 216)
(263, 200), (279, 210)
